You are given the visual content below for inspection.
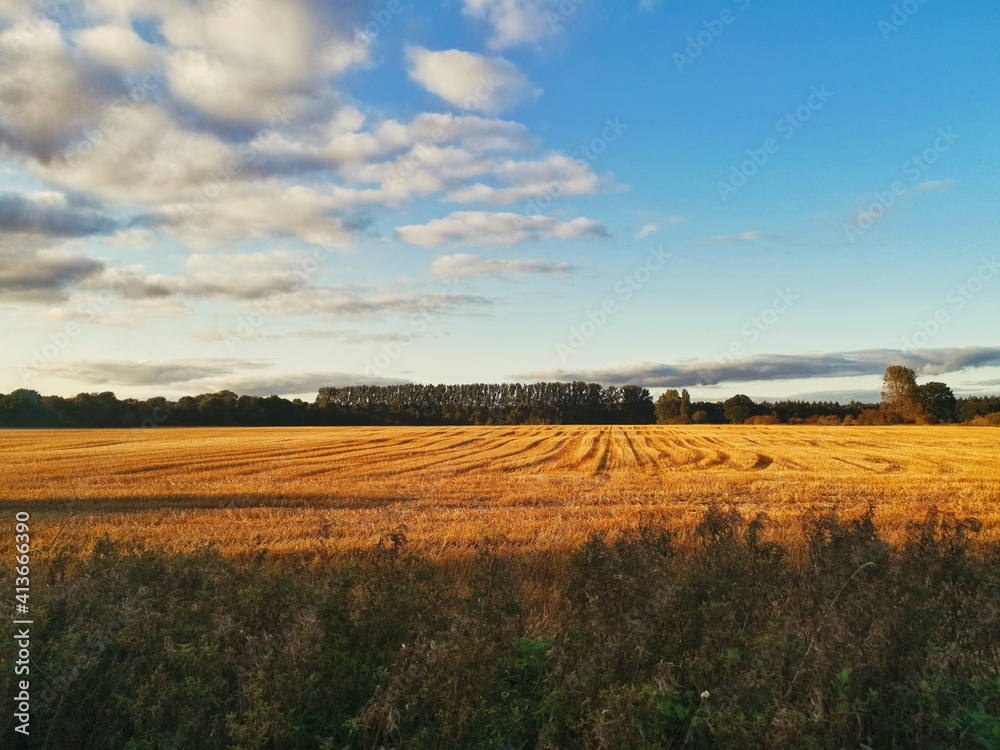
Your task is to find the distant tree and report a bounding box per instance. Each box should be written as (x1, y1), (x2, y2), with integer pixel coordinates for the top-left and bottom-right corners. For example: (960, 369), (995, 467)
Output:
(0, 389), (61, 427)
(723, 394), (757, 424)
(655, 389), (682, 424)
(915, 381), (957, 423)
(655, 388), (694, 424)
(881, 365), (919, 420)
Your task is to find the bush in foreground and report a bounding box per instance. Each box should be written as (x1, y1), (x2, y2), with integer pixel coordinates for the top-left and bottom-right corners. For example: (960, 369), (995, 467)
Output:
(3, 507), (998, 748)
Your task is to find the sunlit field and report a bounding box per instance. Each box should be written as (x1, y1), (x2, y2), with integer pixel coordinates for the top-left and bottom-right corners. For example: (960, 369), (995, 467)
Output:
(3, 425), (998, 558)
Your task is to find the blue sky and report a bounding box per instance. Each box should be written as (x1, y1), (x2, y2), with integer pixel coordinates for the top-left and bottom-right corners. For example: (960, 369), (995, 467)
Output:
(1, 0), (998, 401)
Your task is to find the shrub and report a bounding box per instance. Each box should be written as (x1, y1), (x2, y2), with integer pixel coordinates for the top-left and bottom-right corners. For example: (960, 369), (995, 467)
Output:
(3, 509), (997, 749)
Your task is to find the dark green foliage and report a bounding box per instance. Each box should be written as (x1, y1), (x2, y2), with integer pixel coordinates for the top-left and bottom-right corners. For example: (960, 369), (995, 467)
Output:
(4, 381), (997, 427)
(316, 382), (656, 425)
(722, 394), (758, 424)
(916, 381), (958, 423)
(2, 508), (998, 748)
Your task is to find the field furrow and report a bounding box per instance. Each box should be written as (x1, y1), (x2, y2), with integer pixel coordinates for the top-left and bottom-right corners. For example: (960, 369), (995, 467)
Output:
(1, 425), (998, 557)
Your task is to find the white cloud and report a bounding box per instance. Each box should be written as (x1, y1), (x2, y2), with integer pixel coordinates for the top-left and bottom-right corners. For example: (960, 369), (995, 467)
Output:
(36, 104), (235, 205)
(396, 211), (608, 247)
(406, 46), (541, 115)
(634, 223), (657, 239)
(157, 0), (369, 122)
(262, 109), (538, 171)
(637, 0), (661, 11)
(176, 251), (311, 299)
(268, 287), (491, 319)
(34, 105), (355, 249)
(445, 153), (600, 205)
(431, 253), (574, 278)
(462, 0), (565, 50)
(75, 24), (158, 70)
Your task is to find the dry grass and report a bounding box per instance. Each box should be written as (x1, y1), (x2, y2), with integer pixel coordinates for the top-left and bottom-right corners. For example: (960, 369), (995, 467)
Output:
(2, 424), (998, 561)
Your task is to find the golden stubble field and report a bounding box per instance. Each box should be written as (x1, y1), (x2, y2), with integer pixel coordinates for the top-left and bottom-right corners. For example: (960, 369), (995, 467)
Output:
(1, 425), (998, 561)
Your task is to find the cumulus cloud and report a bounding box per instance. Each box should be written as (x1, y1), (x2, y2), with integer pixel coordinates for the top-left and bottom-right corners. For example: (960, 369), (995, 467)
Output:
(516, 347), (1000, 387)
(35, 105), (356, 250)
(462, 0), (567, 49)
(0, 21), (111, 158)
(444, 153), (601, 204)
(431, 253), (574, 279)
(397, 211), (608, 247)
(634, 223), (658, 239)
(406, 47), (541, 115)
(158, 0), (369, 123)
(75, 24), (158, 70)
(2, 7), (604, 254)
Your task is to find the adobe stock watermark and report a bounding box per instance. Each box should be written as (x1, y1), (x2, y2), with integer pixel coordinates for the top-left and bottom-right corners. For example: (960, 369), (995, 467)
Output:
(674, 0), (751, 73)
(717, 85), (833, 201)
(842, 127), (958, 243)
(6, 0), (71, 49)
(696, 288), (798, 385)
(900, 255), (998, 351)
(556, 245), (669, 361)
(878, 0), (930, 40)
(545, 0), (586, 31)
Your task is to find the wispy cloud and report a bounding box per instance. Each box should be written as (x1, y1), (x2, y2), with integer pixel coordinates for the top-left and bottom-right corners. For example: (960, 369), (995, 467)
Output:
(516, 346), (1000, 387)
(462, 0), (568, 49)
(41, 359), (272, 387)
(915, 179), (956, 192)
(431, 253), (574, 279)
(39, 359), (407, 396)
(702, 230), (776, 245)
(397, 211), (607, 247)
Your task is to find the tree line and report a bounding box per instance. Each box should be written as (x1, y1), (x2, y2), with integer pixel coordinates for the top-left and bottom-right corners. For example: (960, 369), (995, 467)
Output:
(0, 368), (997, 428)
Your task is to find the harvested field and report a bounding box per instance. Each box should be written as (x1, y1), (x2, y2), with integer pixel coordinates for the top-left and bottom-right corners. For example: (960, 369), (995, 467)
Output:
(2, 425), (998, 558)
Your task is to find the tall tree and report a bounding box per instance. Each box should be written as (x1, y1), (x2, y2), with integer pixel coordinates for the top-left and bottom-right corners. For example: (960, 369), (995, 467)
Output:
(655, 389), (682, 424)
(881, 365), (919, 419)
